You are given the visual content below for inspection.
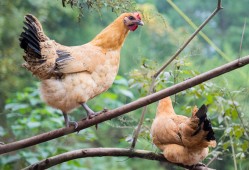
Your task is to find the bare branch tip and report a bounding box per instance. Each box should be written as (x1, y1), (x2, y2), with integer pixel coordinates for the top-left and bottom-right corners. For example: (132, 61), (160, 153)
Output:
(62, 0), (66, 7)
(217, 0), (223, 10)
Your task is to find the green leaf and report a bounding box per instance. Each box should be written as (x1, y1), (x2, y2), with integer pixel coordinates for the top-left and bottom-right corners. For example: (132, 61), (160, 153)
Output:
(4, 103), (29, 111)
(114, 75), (128, 86)
(222, 141), (231, 150)
(241, 141), (249, 152)
(233, 126), (244, 139)
(218, 114), (224, 124)
(225, 127), (232, 135)
(236, 152), (245, 159)
(50, 117), (64, 125)
(0, 126), (6, 137)
(118, 89), (134, 99)
(101, 92), (118, 100)
(26, 157), (39, 164)
(231, 108), (238, 120)
(27, 122), (41, 128)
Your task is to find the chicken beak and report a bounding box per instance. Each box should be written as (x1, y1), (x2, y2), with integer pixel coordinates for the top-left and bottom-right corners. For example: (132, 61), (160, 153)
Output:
(136, 20), (144, 26)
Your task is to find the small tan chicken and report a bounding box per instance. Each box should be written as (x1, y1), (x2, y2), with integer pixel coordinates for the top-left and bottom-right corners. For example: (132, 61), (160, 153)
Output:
(151, 97), (216, 166)
(19, 12), (144, 128)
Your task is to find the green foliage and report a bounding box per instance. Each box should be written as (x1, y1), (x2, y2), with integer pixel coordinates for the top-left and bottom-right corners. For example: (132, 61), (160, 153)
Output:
(129, 54), (249, 169)
(0, 85), (96, 169)
(4, 85), (64, 134)
(0, 76), (164, 170)
(61, 0), (136, 20)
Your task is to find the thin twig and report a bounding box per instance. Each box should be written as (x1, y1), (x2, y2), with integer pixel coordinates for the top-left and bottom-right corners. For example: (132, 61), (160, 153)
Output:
(22, 148), (214, 170)
(62, 0), (66, 7)
(206, 152), (221, 166)
(217, 0), (223, 9)
(167, 0), (228, 61)
(130, 0), (223, 149)
(0, 55), (249, 154)
(238, 19), (247, 59)
(227, 91), (249, 138)
(224, 118), (238, 170)
(155, 0), (223, 78)
(130, 78), (156, 149)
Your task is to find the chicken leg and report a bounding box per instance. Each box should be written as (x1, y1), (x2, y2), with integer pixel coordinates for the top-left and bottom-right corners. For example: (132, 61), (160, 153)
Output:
(81, 103), (96, 118)
(63, 112), (78, 129)
(63, 103), (106, 129)
(81, 102), (108, 119)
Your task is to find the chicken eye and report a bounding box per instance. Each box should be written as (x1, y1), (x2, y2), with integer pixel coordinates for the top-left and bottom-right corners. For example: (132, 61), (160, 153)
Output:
(128, 16), (135, 20)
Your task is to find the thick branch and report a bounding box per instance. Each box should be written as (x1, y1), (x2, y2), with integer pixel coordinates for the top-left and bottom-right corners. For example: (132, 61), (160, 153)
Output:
(22, 148), (214, 170)
(1, 55), (249, 155)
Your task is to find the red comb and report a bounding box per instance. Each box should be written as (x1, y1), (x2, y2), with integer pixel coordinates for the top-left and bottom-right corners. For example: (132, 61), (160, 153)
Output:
(134, 12), (141, 20)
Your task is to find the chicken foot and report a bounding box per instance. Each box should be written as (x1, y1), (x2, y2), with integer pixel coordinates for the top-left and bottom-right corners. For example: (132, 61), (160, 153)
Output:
(63, 112), (78, 129)
(81, 102), (108, 119)
(62, 103), (107, 129)
(191, 162), (214, 170)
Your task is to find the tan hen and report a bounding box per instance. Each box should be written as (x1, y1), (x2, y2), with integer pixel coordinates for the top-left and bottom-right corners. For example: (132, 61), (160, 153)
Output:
(151, 97), (216, 166)
(19, 12), (144, 128)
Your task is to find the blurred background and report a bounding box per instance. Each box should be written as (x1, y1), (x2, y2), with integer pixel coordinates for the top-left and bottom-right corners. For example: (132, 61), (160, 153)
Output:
(0, 0), (249, 169)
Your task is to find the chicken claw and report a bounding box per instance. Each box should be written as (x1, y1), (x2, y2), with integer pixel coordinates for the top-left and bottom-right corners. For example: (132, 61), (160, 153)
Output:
(63, 112), (78, 129)
(81, 103), (96, 119)
(81, 103), (108, 119)
(192, 162), (208, 170)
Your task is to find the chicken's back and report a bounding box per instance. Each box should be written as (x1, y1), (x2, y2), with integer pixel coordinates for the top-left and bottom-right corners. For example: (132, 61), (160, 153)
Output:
(151, 97), (188, 149)
(151, 114), (187, 150)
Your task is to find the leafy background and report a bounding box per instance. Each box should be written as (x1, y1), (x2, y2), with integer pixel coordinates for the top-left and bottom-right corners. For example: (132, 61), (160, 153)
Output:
(0, 0), (249, 169)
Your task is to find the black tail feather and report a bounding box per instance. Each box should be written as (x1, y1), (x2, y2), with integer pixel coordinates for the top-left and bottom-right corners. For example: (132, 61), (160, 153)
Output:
(192, 105), (208, 136)
(204, 119), (215, 141)
(20, 32), (40, 52)
(191, 104), (215, 141)
(23, 23), (40, 42)
(20, 14), (42, 60)
(195, 104), (208, 121)
(23, 21), (37, 36)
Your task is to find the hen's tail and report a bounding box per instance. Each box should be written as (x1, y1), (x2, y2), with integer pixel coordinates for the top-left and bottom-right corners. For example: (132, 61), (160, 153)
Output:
(20, 14), (49, 60)
(192, 105), (215, 142)
(179, 105), (216, 148)
(19, 14), (56, 79)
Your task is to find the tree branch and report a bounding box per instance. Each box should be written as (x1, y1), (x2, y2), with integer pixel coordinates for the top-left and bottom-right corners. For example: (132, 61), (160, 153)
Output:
(130, 0), (223, 149)
(1, 55), (249, 155)
(155, 0), (222, 78)
(167, 0), (228, 61)
(22, 148), (214, 170)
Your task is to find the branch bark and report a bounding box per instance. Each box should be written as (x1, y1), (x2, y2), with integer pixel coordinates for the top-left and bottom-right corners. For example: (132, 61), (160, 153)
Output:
(22, 148), (215, 170)
(1, 55), (249, 155)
